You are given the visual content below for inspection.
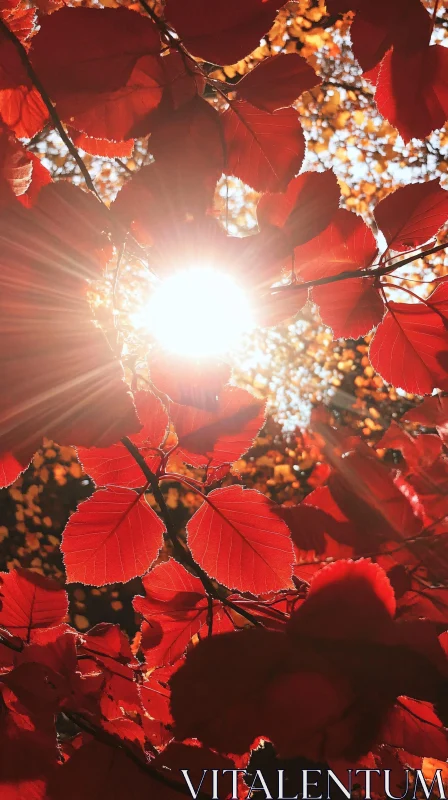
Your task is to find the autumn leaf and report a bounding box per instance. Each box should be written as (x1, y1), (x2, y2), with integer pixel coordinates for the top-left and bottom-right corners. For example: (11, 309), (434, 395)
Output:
(186, 485), (294, 594)
(61, 487), (166, 585)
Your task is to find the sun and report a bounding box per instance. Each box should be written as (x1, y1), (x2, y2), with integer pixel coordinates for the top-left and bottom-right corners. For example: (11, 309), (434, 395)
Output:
(135, 267), (253, 358)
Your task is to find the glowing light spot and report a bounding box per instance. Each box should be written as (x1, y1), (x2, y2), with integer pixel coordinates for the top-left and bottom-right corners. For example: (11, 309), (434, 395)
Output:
(137, 267), (253, 358)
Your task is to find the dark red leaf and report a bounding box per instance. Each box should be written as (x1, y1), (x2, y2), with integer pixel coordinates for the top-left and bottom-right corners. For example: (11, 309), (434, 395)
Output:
(279, 486), (359, 554)
(257, 169), (341, 248)
(369, 283), (448, 395)
(30, 7), (164, 140)
(186, 485), (294, 594)
(0, 569), (68, 643)
(313, 275), (383, 338)
(170, 559), (448, 760)
(374, 179), (448, 252)
(221, 101), (305, 192)
(0, 699), (58, 798)
(152, 742), (237, 799)
(79, 623), (142, 718)
(170, 385), (266, 468)
(61, 487), (165, 585)
(236, 53), (320, 113)
(115, 96), (224, 232)
(164, 0), (279, 65)
(0, 21), (48, 138)
(397, 586), (448, 626)
(46, 739), (183, 800)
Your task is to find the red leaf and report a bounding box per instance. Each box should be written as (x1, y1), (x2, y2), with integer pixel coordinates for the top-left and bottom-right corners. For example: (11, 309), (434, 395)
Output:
(374, 179), (448, 252)
(397, 586), (448, 626)
(290, 558), (396, 638)
(68, 130), (134, 159)
(0, 123), (31, 205)
(326, 447), (423, 541)
(0, 452), (23, 488)
(236, 53), (320, 113)
(279, 486), (358, 554)
(376, 45), (448, 143)
(77, 390), (167, 488)
(79, 623), (142, 718)
(186, 485), (294, 594)
(257, 169), (341, 247)
(114, 98), (223, 241)
(164, 0), (279, 65)
(1, 5), (37, 47)
(294, 208), (377, 281)
(31, 7), (161, 94)
(313, 276), (383, 338)
(327, 0), (432, 74)
(59, 58), (164, 142)
(382, 699), (448, 760)
(0, 85), (48, 139)
(76, 443), (159, 490)
(171, 385), (266, 468)
(0, 22), (48, 138)
(0, 569), (68, 642)
(139, 663), (175, 739)
(369, 283), (448, 395)
(405, 394), (448, 443)
(221, 101), (305, 192)
(18, 152), (52, 209)
(61, 487), (165, 585)
(133, 560), (222, 667)
(30, 7), (163, 141)
(149, 96), (223, 205)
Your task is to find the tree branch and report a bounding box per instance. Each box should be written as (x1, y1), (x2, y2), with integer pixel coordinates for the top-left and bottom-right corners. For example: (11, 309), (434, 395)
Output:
(0, 18), (100, 199)
(121, 437), (263, 627)
(272, 240), (448, 296)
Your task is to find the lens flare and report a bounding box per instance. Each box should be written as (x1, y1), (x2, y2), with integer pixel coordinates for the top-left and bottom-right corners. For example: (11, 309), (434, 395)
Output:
(135, 267), (253, 357)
